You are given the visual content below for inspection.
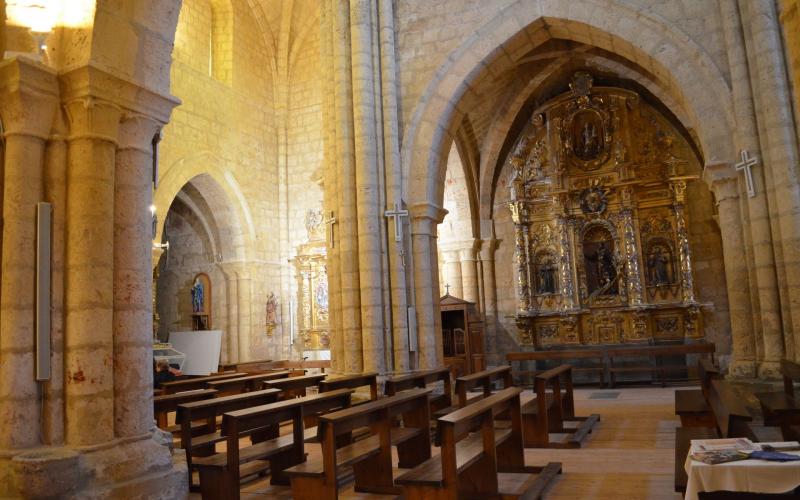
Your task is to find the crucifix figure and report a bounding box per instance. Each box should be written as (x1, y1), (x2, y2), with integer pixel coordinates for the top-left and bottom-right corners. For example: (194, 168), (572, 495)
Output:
(445, 283), (451, 295)
(384, 202), (409, 242)
(324, 210), (337, 248)
(735, 149), (758, 198)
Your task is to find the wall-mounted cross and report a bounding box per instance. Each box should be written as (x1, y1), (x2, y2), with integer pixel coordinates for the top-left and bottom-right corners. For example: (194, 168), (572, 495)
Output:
(325, 211), (337, 248)
(445, 283), (451, 295)
(384, 202), (409, 242)
(735, 149), (758, 198)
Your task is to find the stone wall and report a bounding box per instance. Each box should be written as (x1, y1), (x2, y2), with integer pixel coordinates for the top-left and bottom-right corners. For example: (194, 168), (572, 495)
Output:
(781, 0), (800, 124)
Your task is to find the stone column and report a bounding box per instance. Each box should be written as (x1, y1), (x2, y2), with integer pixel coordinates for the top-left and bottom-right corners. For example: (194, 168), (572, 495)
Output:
(350, 0), (386, 374)
(113, 114), (161, 438)
(705, 164), (756, 377)
(410, 202), (447, 369)
(745, 0), (800, 365)
(0, 58), (58, 449)
(460, 246), (479, 304)
(218, 263), (240, 364)
(479, 239), (499, 364)
(444, 250), (463, 298)
(237, 269), (253, 362)
(63, 96), (122, 445)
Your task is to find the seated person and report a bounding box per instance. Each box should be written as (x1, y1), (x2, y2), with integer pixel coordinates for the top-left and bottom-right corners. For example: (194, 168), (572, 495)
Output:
(153, 359), (182, 388)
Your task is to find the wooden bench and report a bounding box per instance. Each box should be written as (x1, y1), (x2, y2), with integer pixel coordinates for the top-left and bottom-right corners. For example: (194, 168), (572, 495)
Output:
(159, 372), (242, 394)
(285, 388), (432, 499)
(264, 373), (327, 399)
(218, 359), (273, 374)
(507, 350), (606, 387)
(176, 388), (282, 490)
(396, 387), (562, 500)
(206, 371), (290, 396)
(609, 343), (715, 387)
(522, 364), (600, 448)
(755, 359), (800, 428)
(674, 379), (769, 493)
(153, 388), (217, 431)
(674, 359), (721, 427)
(194, 396), (307, 500)
(385, 367), (453, 414)
(318, 372), (379, 403)
(455, 365), (512, 406)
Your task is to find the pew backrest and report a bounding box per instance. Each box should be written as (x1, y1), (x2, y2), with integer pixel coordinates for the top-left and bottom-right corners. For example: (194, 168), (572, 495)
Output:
(709, 379), (752, 438)
(159, 372), (242, 394)
(264, 373), (327, 399)
(781, 359), (800, 398)
(318, 372), (378, 401)
(455, 365), (512, 406)
(206, 371), (290, 396)
(153, 388), (218, 428)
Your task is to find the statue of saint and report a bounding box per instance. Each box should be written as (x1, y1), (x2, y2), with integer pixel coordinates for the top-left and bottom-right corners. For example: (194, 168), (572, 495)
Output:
(587, 243), (617, 294)
(538, 264), (557, 294)
(191, 279), (204, 313)
(265, 292), (279, 326)
(648, 247), (671, 285)
(578, 121), (599, 159)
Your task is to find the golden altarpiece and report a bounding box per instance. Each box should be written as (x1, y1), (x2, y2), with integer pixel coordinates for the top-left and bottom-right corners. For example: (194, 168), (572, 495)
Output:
(507, 73), (704, 348)
(291, 209), (330, 350)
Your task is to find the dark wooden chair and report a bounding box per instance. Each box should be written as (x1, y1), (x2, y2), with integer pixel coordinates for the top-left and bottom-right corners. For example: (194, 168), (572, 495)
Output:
(396, 387), (562, 500)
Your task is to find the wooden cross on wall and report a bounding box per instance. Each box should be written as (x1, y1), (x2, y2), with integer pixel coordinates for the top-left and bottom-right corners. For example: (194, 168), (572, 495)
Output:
(325, 211), (337, 248)
(735, 149), (758, 198)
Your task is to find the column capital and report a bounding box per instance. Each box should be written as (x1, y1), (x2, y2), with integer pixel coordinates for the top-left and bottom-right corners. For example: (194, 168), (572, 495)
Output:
(59, 65), (180, 125)
(409, 202), (447, 237)
(0, 57), (59, 139)
(702, 162), (739, 202)
(478, 238), (500, 261)
(118, 113), (161, 153)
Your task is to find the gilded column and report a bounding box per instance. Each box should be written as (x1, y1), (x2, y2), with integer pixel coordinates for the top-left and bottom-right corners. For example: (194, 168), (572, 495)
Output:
(113, 114), (161, 438)
(555, 214), (576, 311)
(670, 180), (696, 304)
(621, 208), (644, 306)
(410, 203), (447, 369)
(509, 201), (531, 313)
(0, 59), (58, 449)
(704, 164), (756, 377)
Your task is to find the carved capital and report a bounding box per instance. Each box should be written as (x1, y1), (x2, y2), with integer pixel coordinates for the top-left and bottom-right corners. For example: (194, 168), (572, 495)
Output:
(63, 96), (123, 143)
(479, 238), (500, 261)
(0, 57), (59, 139)
(409, 202), (447, 237)
(118, 113), (161, 153)
(702, 162), (739, 203)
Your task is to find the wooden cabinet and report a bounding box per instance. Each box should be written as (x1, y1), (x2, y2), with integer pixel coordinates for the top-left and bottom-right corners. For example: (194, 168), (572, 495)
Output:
(440, 294), (485, 377)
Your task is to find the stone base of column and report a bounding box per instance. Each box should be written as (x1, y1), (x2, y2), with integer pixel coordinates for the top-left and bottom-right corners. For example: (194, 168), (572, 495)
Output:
(727, 358), (757, 379)
(1, 431), (187, 499)
(757, 360), (783, 380)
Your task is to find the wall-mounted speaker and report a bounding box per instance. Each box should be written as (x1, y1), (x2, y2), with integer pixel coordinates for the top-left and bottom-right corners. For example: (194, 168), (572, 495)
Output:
(36, 202), (52, 381)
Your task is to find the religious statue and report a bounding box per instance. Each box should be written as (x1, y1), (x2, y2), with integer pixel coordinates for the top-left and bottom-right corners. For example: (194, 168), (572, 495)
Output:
(191, 278), (204, 313)
(586, 243), (617, 294)
(538, 264), (557, 294)
(265, 292), (279, 336)
(648, 247), (671, 285)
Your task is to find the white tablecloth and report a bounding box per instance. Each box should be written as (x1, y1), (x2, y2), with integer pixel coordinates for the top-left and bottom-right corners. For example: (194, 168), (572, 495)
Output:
(684, 443), (800, 500)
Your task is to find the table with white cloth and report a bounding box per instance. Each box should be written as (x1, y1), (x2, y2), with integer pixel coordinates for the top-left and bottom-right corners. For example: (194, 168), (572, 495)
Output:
(684, 442), (800, 500)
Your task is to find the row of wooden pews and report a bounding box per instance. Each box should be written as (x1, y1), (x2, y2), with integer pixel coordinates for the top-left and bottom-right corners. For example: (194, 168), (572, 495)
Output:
(167, 364), (599, 499)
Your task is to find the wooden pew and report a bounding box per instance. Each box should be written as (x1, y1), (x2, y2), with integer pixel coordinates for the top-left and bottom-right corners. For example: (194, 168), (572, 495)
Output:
(194, 397), (307, 500)
(318, 372), (378, 403)
(674, 359), (721, 427)
(385, 367), (453, 414)
(522, 364), (600, 448)
(264, 373), (327, 399)
(153, 388), (217, 431)
(176, 388), (282, 490)
(206, 371), (290, 397)
(159, 372), (242, 394)
(755, 359), (800, 428)
(507, 350), (606, 387)
(396, 387), (562, 500)
(455, 365), (513, 407)
(285, 388), (432, 499)
(218, 359), (273, 374)
(608, 343), (715, 387)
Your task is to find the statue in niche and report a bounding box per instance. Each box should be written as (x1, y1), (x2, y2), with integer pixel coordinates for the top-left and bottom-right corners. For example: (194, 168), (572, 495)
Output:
(647, 245), (673, 286)
(584, 233), (618, 295)
(573, 111), (603, 160)
(191, 278), (204, 313)
(538, 265), (557, 294)
(265, 292), (279, 336)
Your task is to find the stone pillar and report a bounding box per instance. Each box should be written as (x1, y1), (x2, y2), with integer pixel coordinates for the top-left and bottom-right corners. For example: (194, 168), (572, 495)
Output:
(460, 246), (479, 304)
(479, 239), (499, 364)
(0, 58), (58, 449)
(705, 164), (756, 377)
(113, 114), (161, 438)
(350, 0), (386, 374)
(410, 202), (447, 369)
(237, 270), (253, 362)
(444, 250), (463, 298)
(745, 0), (800, 365)
(63, 95), (122, 446)
(219, 263), (240, 364)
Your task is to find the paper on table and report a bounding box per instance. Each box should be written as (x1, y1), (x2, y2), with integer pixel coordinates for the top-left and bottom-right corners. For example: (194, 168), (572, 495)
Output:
(692, 438), (756, 452)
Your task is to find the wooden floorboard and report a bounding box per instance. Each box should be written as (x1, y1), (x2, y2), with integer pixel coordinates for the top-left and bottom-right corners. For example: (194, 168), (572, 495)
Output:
(186, 386), (684, 499)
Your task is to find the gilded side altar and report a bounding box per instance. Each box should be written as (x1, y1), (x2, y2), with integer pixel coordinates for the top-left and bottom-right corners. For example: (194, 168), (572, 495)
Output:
(291, 209), (330, 350)
(507, 73), (703, 347)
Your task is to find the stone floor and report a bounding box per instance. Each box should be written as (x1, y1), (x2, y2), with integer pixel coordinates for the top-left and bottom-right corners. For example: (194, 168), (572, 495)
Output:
(186, 385), (691, 499)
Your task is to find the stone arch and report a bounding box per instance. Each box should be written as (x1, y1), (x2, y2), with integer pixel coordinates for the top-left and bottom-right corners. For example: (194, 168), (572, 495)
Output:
(402, 0), (736, 215)
(154, 160), (250, 262)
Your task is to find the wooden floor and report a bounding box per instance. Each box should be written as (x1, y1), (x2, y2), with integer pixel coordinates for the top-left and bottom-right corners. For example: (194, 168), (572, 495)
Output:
(188, 386), (685, 499)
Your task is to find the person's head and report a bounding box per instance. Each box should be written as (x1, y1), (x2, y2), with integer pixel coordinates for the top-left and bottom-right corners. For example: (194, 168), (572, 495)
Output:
(156, 359), (170, 372)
